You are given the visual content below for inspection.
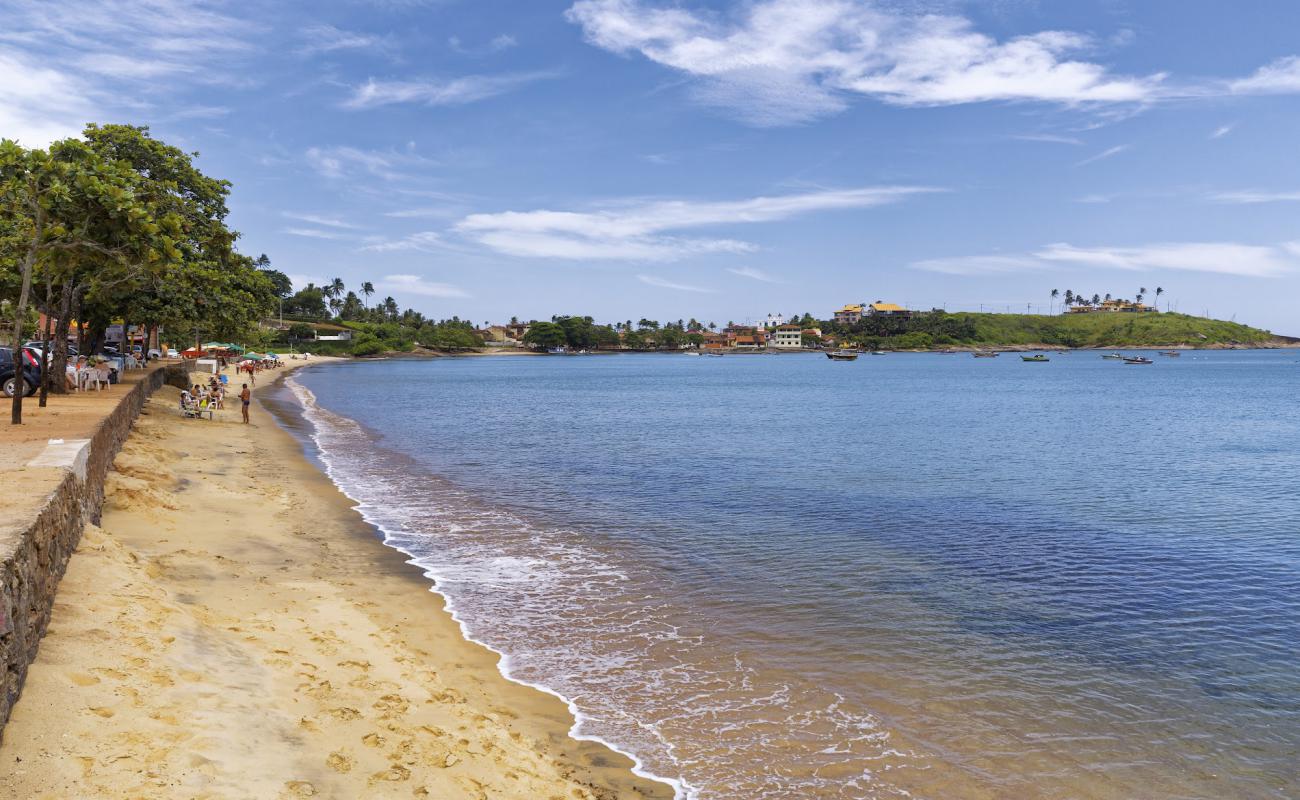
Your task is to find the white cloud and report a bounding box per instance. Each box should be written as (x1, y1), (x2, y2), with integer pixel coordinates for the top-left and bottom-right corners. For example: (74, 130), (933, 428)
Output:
(282, 227), (347, 240)
(912, 242), (1297, 277)
(1075, 143), (1129, 166)
(566, 0), (1163, 124)
(282, 211), (363, 229)
(1036, 242), (1293, 277)
(342, 71), (554, 109)
(287, 273), (327, 291)
(1230, 56), (1300, 94)
(1075, 193), (1116, 204)
(376, 273), (468, 298)
(1209, 190), (1300, 204)
(0, 0), (251, 145)
(637, 274), (714, 292)
(449, 33), (518, 55)
(359, 232), (447, 252)
(1210, 123), (1236, 139)
(454, 186), (935, 261)
(726, 266), (782, 282)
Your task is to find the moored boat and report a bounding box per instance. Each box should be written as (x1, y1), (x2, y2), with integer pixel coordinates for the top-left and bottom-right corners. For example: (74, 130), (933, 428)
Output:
(1124, 356), (1154, 365)
(870, 350), (888, 355)
(1160, 350), (1181, 357)
(1101, 353), (1125, 360)
(1021, 354), (1050, 362)
(826, 350), (860, 361)
(972, 351), (998, 358)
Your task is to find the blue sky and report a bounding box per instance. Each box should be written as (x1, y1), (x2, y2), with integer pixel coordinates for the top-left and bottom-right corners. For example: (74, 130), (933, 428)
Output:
(4, 0), (1300, 333)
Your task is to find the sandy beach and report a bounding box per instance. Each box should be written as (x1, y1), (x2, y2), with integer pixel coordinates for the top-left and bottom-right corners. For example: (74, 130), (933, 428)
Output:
(0, 361), (672, 800)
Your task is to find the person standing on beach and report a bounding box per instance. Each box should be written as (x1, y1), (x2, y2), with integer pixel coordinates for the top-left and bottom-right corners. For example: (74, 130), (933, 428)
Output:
(240, 383), (251, 424)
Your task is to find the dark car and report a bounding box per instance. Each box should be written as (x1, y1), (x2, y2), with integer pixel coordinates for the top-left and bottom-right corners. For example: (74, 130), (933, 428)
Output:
(1, 346), (42, 397)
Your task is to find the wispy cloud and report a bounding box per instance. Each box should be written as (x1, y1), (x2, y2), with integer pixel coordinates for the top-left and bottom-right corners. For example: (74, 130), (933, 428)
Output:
(1011, 133), (1085, 146)
(282, 211), (363, 229)
(911, 254), (1046, 275)
(913, 242), (1296, 277)
(1075, 144), (1129, 166)
(282, 227), (348, 240)
(454, 186), (938, 261)
(1210, 123), (1236, 139)
(304, 145), (435, 181)
(726, 266), (782, 283)
(297, 24), (391, 56)
(566, 0), (1163, 125)
(342, 71), (555, 109)
(637, 274), (714, 292)
(359, 231), (447, 252)
(376, 273), (468, 298)
(1208, 190), (1300, 204)
(1076, 193), (1116, 204)
(1036, 242), (1294, 277)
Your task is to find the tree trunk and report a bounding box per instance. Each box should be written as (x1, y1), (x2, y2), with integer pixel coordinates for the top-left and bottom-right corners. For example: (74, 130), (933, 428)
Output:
(9, 207), (43, 425)
(38, 276), (53, 407)
(50, 281), (75, 395)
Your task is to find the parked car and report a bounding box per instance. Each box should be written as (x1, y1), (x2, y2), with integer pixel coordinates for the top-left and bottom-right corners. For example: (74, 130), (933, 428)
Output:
(22, 341), (77, 359)
(166, 348), (179, 358)
(1, 347), (42, 397)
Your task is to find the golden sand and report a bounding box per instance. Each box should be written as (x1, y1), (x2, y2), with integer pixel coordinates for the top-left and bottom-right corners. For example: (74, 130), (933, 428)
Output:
(0, 363), (672, 799)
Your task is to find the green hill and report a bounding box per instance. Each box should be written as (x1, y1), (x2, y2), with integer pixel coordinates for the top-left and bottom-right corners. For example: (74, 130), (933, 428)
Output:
(836, 311), (1281, 349)
(956, 312), (1275, 348)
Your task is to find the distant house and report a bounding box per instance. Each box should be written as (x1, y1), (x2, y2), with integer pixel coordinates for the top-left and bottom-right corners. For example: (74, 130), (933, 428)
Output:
(867, 301), (911, 318)
(733, 334), (766, 349)
(772, 324), (803, 349)
(700, 331), (728, 350)
(834, 304), (863, 325)
(1068, 299), (1158, 314)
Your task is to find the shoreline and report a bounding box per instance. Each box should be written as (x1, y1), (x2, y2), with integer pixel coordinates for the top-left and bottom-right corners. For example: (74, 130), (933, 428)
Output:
(273, 365), (690, 799)
(0, 358), (675, 799)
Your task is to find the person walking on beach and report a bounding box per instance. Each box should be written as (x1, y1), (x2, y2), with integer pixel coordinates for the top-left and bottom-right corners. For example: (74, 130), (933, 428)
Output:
(240, 383), (251, 424)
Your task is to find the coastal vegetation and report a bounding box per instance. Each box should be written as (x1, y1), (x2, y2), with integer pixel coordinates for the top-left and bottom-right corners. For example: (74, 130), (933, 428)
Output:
(1, 125), (277, 423)
(825, 310), (1275, 350)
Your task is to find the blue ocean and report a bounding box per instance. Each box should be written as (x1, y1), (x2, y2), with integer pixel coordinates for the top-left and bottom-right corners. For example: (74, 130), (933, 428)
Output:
(286, 350), (1300, 799)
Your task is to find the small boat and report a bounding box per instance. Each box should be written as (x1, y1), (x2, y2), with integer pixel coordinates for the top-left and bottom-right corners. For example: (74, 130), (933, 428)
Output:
(547, 347), (567, 354)
(972, 351), (999, 358)
(870, 350), (888, 356)
(1124, 356), (1154, 365)
(1101, 353), (1125, 360)
(702, 351), (723, 357)
(1160, 350), (1181, 357)
(1021, 354), (1050, 362)
(684, 351), (700, 356)
(826, 350), (860, 361)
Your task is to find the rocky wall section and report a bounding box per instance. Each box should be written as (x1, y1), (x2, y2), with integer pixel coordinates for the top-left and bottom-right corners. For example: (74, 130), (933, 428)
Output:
(0, 361), (188, 736)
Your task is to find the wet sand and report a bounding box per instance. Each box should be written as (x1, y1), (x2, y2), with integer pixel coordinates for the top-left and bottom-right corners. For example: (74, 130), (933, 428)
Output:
(0, 364), (673, 799)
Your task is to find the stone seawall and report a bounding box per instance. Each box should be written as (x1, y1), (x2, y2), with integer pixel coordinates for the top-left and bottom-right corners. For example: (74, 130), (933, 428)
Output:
(0, 362), (188, 737)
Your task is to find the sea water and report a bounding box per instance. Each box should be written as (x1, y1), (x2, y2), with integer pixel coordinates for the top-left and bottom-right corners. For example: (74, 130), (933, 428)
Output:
(285, 350), (1300, 799)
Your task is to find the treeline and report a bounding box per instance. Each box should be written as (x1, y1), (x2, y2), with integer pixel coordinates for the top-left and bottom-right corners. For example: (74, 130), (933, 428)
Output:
(268, 273), (483, 355)
(1, 125), (277, 423)
(823, 311), (978, 349)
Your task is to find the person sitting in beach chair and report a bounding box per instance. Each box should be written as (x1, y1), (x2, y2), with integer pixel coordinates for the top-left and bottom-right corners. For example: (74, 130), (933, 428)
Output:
(179, 390), (213, 420)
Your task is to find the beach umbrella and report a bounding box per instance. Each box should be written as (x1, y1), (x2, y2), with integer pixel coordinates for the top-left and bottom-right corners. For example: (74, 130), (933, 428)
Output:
(202, 341), (227, 349)
(240, 353), (265, 361)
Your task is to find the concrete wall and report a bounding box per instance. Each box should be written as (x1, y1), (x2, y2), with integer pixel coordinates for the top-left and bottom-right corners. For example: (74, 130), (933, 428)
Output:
(0, 361), (188, 737)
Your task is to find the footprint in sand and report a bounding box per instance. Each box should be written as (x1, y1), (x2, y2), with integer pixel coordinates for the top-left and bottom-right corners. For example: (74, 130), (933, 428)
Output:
(325, 751), (355, 773)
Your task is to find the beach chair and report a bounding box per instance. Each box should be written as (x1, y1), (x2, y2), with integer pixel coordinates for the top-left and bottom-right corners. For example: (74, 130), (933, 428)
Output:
(180, 394), (213, 420)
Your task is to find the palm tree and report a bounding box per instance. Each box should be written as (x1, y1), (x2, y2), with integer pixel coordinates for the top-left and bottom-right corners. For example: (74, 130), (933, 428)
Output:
(1092, 293), (1101, 306)
(1137, 286), (1147, 306)
(328, 297), (342, 317)
(1064, 289), (1075, 308)
(1155, 286), (1164, 310)
(329, 277), (345, 300)
(383, 296), (398, 318)
(361, 281), (374, 308)
(1050, 288), (1060, 315)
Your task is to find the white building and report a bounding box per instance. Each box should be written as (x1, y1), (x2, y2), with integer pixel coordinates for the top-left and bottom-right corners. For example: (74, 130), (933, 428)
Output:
(772, 325), (803, 349)
(761, 313), (786, 330)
